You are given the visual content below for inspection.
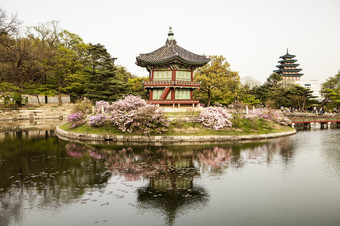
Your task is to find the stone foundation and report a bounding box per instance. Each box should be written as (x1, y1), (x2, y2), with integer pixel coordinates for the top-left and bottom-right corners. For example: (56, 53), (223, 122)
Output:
(56, 125), (296, 145)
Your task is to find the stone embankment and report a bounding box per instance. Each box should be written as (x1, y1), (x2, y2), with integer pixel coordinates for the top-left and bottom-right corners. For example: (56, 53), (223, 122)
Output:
(0, 104), (73, 121)
(56, 125), (296, 145)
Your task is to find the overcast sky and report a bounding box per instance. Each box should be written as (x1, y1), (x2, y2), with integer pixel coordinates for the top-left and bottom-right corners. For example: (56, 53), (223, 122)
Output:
(2, 0), (340, 83)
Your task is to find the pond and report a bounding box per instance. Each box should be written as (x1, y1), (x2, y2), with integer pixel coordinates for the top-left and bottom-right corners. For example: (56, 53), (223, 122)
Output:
(0, 126), (340, 226)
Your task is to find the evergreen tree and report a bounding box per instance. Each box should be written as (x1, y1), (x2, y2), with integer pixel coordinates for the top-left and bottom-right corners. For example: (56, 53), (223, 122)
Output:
(84, 43), (129, 102)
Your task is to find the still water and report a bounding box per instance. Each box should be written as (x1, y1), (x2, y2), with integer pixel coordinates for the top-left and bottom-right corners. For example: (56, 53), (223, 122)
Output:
(0, 128), (340, 226)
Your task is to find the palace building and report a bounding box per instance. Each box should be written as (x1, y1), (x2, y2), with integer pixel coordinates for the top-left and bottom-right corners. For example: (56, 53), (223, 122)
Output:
(136, 27), (210, 107)
(274, 49), (303, 81)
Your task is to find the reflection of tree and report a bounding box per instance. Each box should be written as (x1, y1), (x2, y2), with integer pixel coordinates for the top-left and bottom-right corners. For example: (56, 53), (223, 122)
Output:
(196, 146), (232, 174)
(0, 134), (296, 226)
(0, 135), (110, 226)
(278, 137), (294, 163)
(102, 141), (295, 226)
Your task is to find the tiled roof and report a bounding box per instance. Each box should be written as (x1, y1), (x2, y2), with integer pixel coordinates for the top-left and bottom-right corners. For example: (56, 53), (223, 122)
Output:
(274, 49), (303, 76)
(279, 49), (296, 59)
(279, 53), (296, 59)
(136, 27), (209, 68)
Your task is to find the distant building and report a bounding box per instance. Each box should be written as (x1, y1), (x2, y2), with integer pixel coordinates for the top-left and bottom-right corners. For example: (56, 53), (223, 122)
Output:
(274, 50), (323, 101)
(295, 79), (323, 102)
(136, 27), (210, 107)
(274, 49), (303, 81)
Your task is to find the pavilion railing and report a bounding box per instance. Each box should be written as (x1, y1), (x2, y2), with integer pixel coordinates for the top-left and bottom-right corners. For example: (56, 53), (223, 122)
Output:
(147, 100), (200, 105)
(144, 80), (200, 87)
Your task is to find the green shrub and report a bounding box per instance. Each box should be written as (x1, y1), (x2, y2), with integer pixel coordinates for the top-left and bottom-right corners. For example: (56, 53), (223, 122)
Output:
(73, 102), (93, 114)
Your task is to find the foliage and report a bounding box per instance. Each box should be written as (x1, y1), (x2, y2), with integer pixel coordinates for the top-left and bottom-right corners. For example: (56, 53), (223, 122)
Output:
(88, 114), (107, 127)
(73, 102), (92, 114)
(194, 55), (240, 106)
(320, 71), (340, 110)
(83, 43), (129, 103)
(284, 84), (317, 111)
(67, 112), (86, 128)
(251, 73), (317, 110)
(245, 108), (291, 125)
(128, 76), (149, 99)
(0, 9), (135, 106)
(198, 107), (233, 130)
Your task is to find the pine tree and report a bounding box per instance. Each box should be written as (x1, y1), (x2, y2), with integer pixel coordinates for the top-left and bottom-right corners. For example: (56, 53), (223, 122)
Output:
(84, 43), (129, 102)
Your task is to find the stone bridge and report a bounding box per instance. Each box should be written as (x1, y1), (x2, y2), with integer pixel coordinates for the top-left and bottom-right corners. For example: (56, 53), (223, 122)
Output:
(284, 113), (340, 128)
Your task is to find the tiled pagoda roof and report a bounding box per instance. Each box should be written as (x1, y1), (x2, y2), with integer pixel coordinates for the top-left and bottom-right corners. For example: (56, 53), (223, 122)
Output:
(276, 64), (300, 68)
(274, 49), (303, 77)
(278, 59), (297, 64)
(136, 27), (210, 68)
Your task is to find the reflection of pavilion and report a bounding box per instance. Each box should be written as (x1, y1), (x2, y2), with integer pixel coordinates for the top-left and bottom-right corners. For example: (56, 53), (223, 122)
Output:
(137, 185), (208, 226)
(104, 141), (294, 225)
(105, 147), (209, 225)
(137, 165), (208, 226)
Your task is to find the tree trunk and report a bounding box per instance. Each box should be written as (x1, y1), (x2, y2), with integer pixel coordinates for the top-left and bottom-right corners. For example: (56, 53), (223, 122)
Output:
(35, 95), (40, 105)
(207, 89), (211, 107)
(58, 86), (62, 106)
(319, 97), (329, 109)
(302, 99), (306, 112)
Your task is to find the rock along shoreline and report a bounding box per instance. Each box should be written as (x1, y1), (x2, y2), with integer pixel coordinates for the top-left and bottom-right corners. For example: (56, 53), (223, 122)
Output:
(56, 124), (296, 145)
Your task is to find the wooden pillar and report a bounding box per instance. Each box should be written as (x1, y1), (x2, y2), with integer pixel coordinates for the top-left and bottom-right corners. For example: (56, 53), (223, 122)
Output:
(171, 87), (175, 101)
(151, 70), (154, 81)
(149, 90), (153, 101)
(191, 70), (194, 81)
(172, 69), (176, 81)
(190, 89), (193, 100)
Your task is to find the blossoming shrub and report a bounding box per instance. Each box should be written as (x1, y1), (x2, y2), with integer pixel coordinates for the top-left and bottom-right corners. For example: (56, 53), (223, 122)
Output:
(110, 95), (147, 112)
(95, 100), (110, 114)
(88, 114), (107, 127)
(198, 107), (233, 130)
(246, 108), (291, 125)
(109, 95), (169, 135)
(67, 112), (86, 128)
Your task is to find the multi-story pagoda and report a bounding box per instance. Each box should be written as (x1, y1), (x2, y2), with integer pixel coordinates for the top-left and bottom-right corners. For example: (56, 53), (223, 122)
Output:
(274, 49), (303, 81)
(136, 27), (210, 107)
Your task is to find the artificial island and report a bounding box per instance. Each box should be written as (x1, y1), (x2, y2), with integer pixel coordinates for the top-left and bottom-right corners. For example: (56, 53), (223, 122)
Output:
(56, 27), (296, 144)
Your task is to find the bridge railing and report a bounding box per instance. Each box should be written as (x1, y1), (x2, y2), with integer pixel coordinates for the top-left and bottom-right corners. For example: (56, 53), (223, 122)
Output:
(286, 114), (340, 124)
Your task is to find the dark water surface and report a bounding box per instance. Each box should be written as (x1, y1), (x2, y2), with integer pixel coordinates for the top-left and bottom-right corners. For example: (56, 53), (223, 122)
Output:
(0, 128), (340, 226)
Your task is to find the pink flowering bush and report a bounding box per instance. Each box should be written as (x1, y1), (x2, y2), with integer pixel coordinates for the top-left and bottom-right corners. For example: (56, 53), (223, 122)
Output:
(109, 95), (169, 135)
(198, 107), (233, 130)
(246, 108), (291, 125)
(67, 112), (86, 128)
(95, 101), (110, 113)
(110, 95), (147, 112)
(88, 114), (107, 127)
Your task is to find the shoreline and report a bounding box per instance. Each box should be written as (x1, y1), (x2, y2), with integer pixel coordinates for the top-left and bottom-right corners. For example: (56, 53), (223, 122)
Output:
(55, 124), (297, 145)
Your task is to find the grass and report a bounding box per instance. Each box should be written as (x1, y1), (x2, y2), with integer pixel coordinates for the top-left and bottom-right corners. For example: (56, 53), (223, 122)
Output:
(165, 111), (200, 116)
(60, 117), (294, 136)
(59, 123), (126, 135)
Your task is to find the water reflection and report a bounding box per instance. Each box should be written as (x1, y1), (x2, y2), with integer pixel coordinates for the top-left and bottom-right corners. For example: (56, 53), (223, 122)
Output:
(0, 132), (297, 226)
(0, 135), (110, 226)
(88, 139), (293, 225)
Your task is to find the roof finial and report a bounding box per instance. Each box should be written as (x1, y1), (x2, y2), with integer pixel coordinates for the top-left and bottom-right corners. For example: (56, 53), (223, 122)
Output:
(167, 26), (175, 42)
(286, 48), (289, 54)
